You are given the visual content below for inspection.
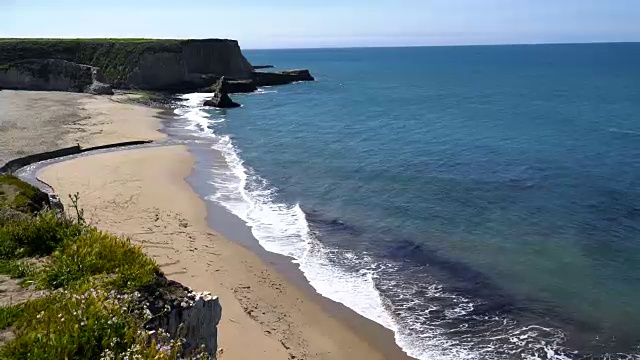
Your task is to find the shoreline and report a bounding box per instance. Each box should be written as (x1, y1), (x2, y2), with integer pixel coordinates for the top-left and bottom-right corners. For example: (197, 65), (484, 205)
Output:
(4, 91), (412, 359)
(183, 134), (412, 360)
(169, 93), (420, 359)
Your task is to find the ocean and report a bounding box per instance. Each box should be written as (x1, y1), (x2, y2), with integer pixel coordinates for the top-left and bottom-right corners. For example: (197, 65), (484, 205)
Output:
(174, 43), (640, 359)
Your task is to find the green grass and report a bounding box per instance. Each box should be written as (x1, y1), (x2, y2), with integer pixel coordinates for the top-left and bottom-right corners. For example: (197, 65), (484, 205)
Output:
(0, 38), (180, 43)
(0, 305), (23, 329)
(0, 260), (36, 279)
(41, 227), (159, 290)
(0, 38), (227, 43)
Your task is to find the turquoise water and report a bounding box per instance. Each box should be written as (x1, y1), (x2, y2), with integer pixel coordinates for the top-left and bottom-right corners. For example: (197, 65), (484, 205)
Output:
(177, 43), (640, 359)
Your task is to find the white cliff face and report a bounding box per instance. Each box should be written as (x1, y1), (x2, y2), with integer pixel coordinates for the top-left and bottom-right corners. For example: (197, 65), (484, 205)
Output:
(146, 292), (222, 359)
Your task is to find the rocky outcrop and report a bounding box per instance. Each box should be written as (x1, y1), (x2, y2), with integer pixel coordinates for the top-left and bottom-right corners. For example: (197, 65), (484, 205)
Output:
(281, 69), (315, 81)
(0, 174), (51, 213)
(225, 80), (257, 93)
(203, 93), (240, 108)
(0, 39), (254, 90)
(141, 277), (222, 359)
(147, 293), (221, 358)
(86, 81), (113, 95)
(252, 69), (315, 87)
(203, 77), (241, 108)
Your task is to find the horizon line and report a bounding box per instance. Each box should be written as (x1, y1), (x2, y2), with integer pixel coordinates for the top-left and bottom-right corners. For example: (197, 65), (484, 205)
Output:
(243, 40), (640, 51)
(1, 37), (638, 51)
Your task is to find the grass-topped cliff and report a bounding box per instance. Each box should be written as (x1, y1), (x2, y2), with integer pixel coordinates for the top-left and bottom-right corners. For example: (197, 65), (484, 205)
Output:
(0, 175), (50, 213)
(0, 38), (254, 90)
(0, 176), (216, 359)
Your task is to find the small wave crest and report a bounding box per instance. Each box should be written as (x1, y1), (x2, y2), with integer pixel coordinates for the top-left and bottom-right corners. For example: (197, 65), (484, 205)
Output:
(255, 88), (278, 94)
(607, 127), (640, 136)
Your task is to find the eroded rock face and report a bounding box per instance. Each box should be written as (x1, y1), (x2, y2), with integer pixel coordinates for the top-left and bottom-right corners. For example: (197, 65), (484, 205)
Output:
(116, 40), (254, 90)
(141, 278), (222, 359)
(147, 293), (222, 358)
(0, 59), (115, 95)
(0, 59), (95, 92)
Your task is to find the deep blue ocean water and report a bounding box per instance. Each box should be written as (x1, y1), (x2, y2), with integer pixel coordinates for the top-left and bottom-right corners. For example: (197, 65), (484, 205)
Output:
(176, 43), (640, 359)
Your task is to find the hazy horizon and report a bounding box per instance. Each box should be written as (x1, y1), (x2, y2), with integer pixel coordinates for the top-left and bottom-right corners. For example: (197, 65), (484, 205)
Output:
(2, 1), (640, 49)
(2, 37), (639, 51)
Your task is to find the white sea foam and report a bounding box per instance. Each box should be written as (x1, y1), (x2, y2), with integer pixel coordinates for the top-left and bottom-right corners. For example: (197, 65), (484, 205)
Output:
(255, 88), (278, 94)
(174, 93), (578, 360)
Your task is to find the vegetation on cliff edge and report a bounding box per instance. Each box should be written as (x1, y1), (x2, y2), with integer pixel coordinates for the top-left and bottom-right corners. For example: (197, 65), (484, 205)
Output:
(0, 175), (50, 213)
(0, 177), (207, 359)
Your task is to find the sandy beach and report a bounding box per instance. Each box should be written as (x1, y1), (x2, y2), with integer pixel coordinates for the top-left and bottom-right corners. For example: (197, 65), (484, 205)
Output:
(1, 90), (411, 359)
(0, 90), (165, 165)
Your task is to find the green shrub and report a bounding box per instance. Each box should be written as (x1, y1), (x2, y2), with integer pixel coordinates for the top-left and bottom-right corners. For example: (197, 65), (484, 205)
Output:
(41, 228), (159, 290)
(0, 211), (83, 260)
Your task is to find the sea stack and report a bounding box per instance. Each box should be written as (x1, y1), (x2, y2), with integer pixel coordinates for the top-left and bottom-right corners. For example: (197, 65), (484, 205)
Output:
(203, 77), (241, 108)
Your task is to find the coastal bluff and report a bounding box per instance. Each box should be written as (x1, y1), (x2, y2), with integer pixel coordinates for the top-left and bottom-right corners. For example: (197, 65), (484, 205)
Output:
(0, 38), (254, 91)
(0, 39), (315, 93)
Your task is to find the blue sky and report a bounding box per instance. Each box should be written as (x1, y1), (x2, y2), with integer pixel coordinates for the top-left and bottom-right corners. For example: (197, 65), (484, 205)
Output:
(1, 0), (639, 48)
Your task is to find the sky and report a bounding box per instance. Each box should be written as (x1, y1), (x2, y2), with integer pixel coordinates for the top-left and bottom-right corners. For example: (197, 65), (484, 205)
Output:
(1, 0), (640, 49)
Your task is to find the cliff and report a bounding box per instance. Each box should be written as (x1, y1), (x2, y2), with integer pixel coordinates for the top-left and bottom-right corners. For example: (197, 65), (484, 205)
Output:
(0, 38), (254, 90)
(0, 59), (112, 93)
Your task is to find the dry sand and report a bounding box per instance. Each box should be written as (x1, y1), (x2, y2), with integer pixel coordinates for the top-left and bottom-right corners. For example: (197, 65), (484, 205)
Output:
(3, 91), (413, 359)
(0, 90), (165, 165)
